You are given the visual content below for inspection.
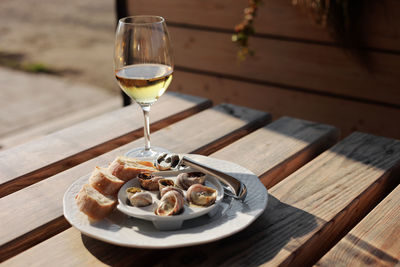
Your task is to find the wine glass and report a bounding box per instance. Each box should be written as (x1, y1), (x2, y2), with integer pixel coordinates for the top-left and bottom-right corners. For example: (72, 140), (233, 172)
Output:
(114, 16), (174, 158)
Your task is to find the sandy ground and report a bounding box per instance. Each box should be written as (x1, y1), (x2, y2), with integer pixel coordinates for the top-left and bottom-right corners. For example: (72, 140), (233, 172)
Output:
(0, 0), (119, 94)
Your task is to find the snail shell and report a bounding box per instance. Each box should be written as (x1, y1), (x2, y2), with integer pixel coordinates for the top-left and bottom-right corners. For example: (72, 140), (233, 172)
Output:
(158, 178), (175, 192)
(126, 187), (142, 199)
(138, 172), (162, 191)
(160, 186), (185, 198)
(129, 191), (153, 207)
(186, 184), (217, 207)
(155, 190), (185, 216)
(155, 153), (181, 170)
(176, 172), (206, 190)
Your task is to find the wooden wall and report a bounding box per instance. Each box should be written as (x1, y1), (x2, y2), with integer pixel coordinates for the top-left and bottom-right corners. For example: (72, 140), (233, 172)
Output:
(127, 0), (400, 139)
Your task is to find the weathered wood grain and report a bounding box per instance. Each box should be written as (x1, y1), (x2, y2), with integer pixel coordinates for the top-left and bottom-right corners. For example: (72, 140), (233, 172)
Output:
(0, 103), (270, 262)
(2, 117), (339, 266)
(0, 92), (211, 197)
(211, 116), (339, 188)
(128, 0), (400, 52)
(126, 0), (400, 143)
(0, 96), (121, 150)
(94, 132), (399, 267)
(168, 27), (400, 107)
(316, 184), (400, 267)
(170, 70), (400, 140)
(213, 132), (400, 266)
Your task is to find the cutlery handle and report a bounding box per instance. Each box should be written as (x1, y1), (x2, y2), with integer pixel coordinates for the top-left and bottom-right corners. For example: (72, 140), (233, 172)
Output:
(181, 156), (247, 200)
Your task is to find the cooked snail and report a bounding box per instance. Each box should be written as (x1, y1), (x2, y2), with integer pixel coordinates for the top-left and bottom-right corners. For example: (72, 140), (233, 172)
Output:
(138, 172), (162, 191)
(126, 187), (142, 199)
(158, 178), (175, 192)
(155, 190), (185, 216)
(160, 186), (185, 198)
(176, 172), (206, 190)
(155, 153), (181, 170)
(129, 192), (153, 207)
(126, 187), (152, 207)
(186, 184), (217, 207)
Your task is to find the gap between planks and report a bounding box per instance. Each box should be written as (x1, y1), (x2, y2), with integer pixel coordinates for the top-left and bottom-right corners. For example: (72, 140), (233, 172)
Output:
(316, 183), (400, 266)
(0, 94), (212, 198)
(1, 116), (339, 265)
(0, 103), (270, 262)
(40, 131), (398, 267)
(128, 0), (400, 53)
(218, 132), (400, 266)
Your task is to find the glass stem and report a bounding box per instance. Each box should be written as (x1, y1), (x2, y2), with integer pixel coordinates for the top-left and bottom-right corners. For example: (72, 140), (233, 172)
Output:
(142, 106), (151, 151)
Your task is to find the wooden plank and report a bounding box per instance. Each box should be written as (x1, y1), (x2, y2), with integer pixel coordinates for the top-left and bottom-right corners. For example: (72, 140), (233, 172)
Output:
(171, 70), (400, 140)
(211, 116), (339, 188)
(0, 92), (211, 198)
(199, 132), (400, 266)
(0, 67), (118, 138)
(1, 116), (339, 265)
(0, 103), (270, 262)
(0, 97), (121, 150)
(316, 184), (400, 266)
(128, 0), (400, 52)
(168, 27), (400, 107)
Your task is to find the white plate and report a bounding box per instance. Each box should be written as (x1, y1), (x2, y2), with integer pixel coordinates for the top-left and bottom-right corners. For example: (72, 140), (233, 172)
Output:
(117, 171), (224, 230)
(63, 154), (268, 249)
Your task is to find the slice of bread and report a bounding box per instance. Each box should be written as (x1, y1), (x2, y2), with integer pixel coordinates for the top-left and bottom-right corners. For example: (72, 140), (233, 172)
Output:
(76, 184), (116, 220)
(108, 156), (158, 181)
(89, 167), (125, 196)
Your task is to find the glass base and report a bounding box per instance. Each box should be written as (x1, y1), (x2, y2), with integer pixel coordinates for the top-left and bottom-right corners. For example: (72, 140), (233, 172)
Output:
(124, 146), (171, 159)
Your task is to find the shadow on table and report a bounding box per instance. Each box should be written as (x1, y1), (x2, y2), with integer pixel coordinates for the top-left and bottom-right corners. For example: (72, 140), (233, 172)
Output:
(81, 113), (400, 266)
(81, 195), (318, 266)
(191, 195), (319, 266)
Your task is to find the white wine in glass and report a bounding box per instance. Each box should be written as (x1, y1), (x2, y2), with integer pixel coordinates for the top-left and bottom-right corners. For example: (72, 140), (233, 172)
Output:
(114, 16), (174, 158)
(115, 64), (173, 106)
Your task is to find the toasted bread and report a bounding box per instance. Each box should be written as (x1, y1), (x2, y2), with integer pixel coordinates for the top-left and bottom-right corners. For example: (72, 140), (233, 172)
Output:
(76, 184), (116, 220)
(108, 156), (157, 181)
(89, 166), (125, 196)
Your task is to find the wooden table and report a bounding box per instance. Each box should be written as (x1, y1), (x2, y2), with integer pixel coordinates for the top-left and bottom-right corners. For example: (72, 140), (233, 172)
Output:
(1, 92), (399, 266)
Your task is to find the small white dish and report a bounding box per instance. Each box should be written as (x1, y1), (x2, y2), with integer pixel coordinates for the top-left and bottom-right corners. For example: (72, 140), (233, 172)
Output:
(117, 171), (224, 230)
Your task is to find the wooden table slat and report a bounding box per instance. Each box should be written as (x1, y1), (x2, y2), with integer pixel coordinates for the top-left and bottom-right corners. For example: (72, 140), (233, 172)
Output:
(212, 132), (400, 266)
(1, 116), (339, 266)
(0, 92), (211, 198)
(211, 116), (339, 188)
(0, 103), (270, 262)
(316, 184), (400, 266)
